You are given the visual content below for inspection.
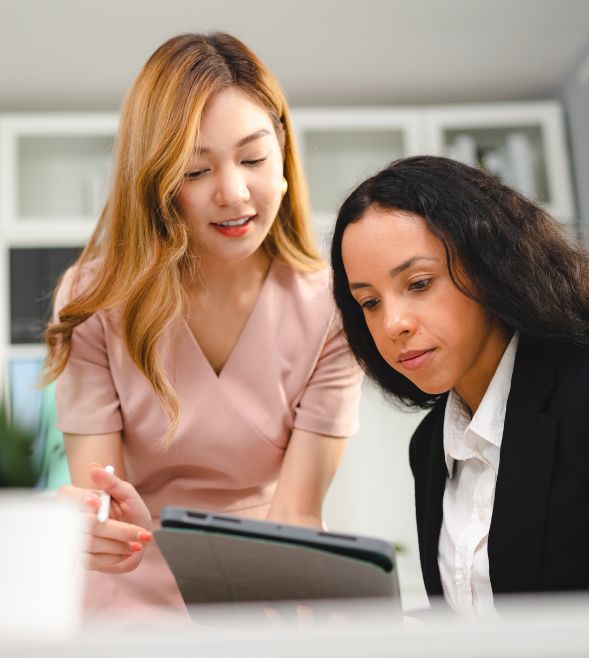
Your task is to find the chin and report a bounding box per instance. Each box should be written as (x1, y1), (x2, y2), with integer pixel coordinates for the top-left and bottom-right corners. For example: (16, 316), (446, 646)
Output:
(412, 380), (453, 396)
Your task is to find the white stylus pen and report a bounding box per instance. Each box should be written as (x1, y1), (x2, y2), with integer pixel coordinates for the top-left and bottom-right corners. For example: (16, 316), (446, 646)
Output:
(97, 465), (115, 523)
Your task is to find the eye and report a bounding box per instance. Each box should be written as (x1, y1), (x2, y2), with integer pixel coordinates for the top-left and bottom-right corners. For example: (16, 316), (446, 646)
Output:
(409, 278), (432, 292)
(242, 157), (267, 167)
(185, 168), (210, 180)
(359, 298), (380, 311)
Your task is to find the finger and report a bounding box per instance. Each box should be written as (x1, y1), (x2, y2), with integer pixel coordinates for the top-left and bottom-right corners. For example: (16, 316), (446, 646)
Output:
(87, 515), (153, 544)
(58, 484), (101, 510)
(85, 552), (141, 575)
(89, 465), (141, 505)
(87, 535), (144, 556)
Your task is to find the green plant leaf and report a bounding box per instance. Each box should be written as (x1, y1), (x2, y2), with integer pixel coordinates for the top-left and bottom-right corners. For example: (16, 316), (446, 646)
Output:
(0, 405), (39, 488)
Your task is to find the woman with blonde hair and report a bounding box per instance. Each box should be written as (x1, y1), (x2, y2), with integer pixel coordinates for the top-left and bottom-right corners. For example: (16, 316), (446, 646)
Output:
(46, 32), (361, 614)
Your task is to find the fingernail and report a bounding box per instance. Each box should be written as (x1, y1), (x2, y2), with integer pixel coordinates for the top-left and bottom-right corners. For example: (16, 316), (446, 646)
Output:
(137, 531), (152, 542)
(84, 496), (98, 507)
(129, 542), (143, 552)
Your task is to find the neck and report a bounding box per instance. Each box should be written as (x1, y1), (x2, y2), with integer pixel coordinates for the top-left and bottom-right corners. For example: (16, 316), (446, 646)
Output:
(186, 248), (272, 298)
(455, 324), (513, 415)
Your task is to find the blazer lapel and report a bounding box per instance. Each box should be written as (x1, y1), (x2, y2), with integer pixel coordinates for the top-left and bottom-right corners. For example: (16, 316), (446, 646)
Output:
(421, 406), (447, 595)
(488, 336), (558, 593)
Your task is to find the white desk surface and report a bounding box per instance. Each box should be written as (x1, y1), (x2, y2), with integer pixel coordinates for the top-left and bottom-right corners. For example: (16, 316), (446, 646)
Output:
(3, 595), (589, 658)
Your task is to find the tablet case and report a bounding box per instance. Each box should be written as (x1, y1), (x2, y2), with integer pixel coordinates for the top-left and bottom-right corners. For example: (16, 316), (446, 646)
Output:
(154, 507), (400, 607)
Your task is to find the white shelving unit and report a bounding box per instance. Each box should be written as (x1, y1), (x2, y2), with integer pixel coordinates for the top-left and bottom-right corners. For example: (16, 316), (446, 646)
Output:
(0, 113), (118, 416)
(0, 102), (576, 610)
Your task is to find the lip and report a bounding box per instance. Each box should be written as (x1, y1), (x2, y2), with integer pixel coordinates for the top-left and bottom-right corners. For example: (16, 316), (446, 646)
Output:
(211, 214), (256, 238)
(397, 348), (435, 371)
(211, 214), (255, 227)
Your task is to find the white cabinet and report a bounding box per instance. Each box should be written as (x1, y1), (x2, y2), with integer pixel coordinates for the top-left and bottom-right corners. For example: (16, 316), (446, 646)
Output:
(0, 102), (576, 610)
(292, 101), (576, 234)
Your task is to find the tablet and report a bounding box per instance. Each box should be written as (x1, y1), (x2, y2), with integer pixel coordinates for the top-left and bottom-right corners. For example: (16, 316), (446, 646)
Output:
(155, 506), (400, 606)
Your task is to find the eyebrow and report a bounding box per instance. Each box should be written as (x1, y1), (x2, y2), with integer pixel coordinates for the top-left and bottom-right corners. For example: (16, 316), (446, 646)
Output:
(349, 256), (439, 290)
(197, 129), (271, 154)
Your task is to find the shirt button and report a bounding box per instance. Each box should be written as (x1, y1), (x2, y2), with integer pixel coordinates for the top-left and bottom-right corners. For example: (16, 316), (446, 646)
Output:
(479, 509), (487, 521)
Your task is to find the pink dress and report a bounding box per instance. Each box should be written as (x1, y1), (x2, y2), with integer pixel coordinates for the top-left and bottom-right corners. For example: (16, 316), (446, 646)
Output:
(55, 259), (362, 615)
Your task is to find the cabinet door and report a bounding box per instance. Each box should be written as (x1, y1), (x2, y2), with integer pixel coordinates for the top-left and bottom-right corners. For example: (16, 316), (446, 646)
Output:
(291, 109), (421, 251)
(0, 114), (118, 237)
(421, 102), (576, 223)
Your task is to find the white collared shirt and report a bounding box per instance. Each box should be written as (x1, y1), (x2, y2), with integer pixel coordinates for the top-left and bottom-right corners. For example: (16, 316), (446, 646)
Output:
(438, 333), (519, 618)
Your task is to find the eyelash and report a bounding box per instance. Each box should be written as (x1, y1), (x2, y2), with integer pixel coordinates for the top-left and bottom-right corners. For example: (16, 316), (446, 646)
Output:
(409, 278), (432, 291)
(185, 157), (267, 180)
(357, 278), (432, 310)
(360, 298), (379, 311)
(242, 157), (267, 167)
(185, 169), (209, 180)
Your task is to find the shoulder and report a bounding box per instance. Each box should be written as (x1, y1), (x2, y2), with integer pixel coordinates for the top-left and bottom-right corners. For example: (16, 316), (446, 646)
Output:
(272, 260), (332, 301)
(271, 261), (337, 329)
(510, 336), (589, 412)
(54, 259), (102, 311)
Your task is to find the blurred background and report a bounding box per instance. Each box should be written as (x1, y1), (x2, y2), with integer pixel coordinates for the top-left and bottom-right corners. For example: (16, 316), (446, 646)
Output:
(1, 0), (588, 610)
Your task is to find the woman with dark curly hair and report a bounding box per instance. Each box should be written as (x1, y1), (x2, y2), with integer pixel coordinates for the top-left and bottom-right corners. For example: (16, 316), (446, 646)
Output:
(331, 155), (589, 618)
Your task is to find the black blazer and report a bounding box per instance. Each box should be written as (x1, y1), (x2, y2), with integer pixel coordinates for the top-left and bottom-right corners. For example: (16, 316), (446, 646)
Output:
(409, 334), (589, 598)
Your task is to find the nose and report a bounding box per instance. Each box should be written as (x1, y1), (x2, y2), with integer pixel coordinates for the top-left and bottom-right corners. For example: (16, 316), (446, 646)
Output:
(382, 301), (417, 340)
(214, 167), (250, 207)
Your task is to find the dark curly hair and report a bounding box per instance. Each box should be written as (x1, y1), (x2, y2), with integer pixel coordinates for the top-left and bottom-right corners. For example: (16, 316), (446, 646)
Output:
(331, 155), (589, 409)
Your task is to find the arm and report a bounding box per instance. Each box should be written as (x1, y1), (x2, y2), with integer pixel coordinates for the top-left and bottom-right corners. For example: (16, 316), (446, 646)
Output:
(266, 428), (347, 528)
(265, 297), (363, 528)
(65, 431), (126, 486)
(53, 272), (152, 573)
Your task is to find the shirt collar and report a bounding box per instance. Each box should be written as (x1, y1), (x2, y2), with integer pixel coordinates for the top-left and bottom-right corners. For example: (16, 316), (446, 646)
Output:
(443, 332), (519, 477)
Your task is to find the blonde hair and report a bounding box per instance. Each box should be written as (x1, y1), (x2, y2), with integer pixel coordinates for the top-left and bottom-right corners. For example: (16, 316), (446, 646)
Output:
(44, 32), (323, 446)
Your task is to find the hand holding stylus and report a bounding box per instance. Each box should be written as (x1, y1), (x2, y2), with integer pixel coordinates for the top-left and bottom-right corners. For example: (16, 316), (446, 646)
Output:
(59, 464), (153, 574)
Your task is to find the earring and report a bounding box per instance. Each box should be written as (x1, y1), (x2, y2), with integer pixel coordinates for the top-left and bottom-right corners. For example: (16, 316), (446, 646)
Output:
(280, 177), (288, 198)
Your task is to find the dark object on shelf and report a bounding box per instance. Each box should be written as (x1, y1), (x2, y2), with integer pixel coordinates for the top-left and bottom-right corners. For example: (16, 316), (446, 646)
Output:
(10, 247), (81, 344)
